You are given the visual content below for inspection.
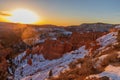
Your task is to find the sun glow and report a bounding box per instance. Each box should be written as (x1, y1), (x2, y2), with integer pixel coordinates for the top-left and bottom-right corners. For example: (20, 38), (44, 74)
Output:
(7, 9), (39, 24)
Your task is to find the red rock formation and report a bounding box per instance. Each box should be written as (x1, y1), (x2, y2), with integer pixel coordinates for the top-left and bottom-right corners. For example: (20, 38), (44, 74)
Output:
(63, 42), (73, 53)
(30, 39), (72, 60)
(0, 48), (13, 78)
(41, 39), (65, 59)
(28, 32), (105, 60)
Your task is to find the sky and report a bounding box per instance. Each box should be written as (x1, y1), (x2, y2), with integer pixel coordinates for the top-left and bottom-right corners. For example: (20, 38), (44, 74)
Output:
(0, 0), (120, 26)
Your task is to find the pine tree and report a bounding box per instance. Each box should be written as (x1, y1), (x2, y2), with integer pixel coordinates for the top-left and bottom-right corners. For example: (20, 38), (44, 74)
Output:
(48, 69), (53, 78)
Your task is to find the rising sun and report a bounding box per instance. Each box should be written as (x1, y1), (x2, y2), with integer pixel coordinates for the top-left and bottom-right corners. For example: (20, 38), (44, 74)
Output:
(7, 9), (39, 24)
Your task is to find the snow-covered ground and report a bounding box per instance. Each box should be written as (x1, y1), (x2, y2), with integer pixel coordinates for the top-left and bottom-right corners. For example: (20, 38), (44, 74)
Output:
(100, 65), (120, 80)
(86, 65), (120, 80)
(12, 31), (119, 80)
(86, 31), (120, 80)
(115, 25), (120, 29)
(13, 46), (88, 80)
(97, 32), (117, 47)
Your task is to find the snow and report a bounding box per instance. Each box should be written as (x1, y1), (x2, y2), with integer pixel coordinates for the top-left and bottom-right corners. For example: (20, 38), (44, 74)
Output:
(13, 46), (88, 80)
(97, 32), (117, 47)
(100, 65), (120, 80)
(86, 65), (120, 80)
(51, 38), (57, 40)
(13, 31), (119, 80)
(23, 36), (40, 45)
(86, 31), (120, 80)
(88, 31), (117, 61)
(13, 51), (26, 66)
(115, 25), (120, 28)
(62, 31), (72, 35)
(38, 38), (57, 43)
(38, 39), (45, 43)
(94, 54), (108, 68)
(86, 48), (120, 80)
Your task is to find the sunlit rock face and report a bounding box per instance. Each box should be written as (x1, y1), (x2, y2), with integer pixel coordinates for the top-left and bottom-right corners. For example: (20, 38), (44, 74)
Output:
(41, 39), (73, 60)
(28, 32), (105, 60)
(25, 38), (73, 60)
(66, 23), (115, 32)
(21, 27), (40, 46)
(69, 32), (105, 50)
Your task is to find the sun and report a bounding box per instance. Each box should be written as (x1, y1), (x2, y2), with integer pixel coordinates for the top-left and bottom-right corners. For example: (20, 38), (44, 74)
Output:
(7, 9), (39, 24)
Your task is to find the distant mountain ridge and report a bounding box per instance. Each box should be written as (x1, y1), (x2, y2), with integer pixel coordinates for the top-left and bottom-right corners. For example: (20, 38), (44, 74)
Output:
(0, 22), (119, 47)
(0, 22), (119, 32)
(66, 22), (118, 32)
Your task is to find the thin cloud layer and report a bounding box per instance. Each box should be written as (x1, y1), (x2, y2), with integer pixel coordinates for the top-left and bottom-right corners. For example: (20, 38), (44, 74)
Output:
(0, 11), (11, 16)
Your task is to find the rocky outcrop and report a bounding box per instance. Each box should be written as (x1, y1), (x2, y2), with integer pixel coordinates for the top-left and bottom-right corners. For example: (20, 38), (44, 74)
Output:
(41, 39), (72, 59)
(0, 48), (13, 80)
(28, 32), (105, 60)
(69, 32), (104, 50)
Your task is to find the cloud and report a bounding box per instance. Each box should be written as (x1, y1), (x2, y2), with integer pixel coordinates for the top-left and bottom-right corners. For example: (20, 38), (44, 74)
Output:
(0, 11), (11, 16)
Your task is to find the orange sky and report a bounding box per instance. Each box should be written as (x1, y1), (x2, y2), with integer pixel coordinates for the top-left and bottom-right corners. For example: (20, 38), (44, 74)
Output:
(0, 0), (120, 26)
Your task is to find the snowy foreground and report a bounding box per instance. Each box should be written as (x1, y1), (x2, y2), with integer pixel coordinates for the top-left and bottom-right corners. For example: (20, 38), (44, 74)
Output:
(13, 32), (118, 80)
(86, 65), (120, 80)
(13, 46), (88, 80)
(89, 51), (120, 80)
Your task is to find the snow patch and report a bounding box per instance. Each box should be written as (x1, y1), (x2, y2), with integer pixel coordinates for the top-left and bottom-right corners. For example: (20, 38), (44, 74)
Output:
(97, 32), (117, 47)
(86, 65), (120, 80)
(13, 46), (88, 80)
